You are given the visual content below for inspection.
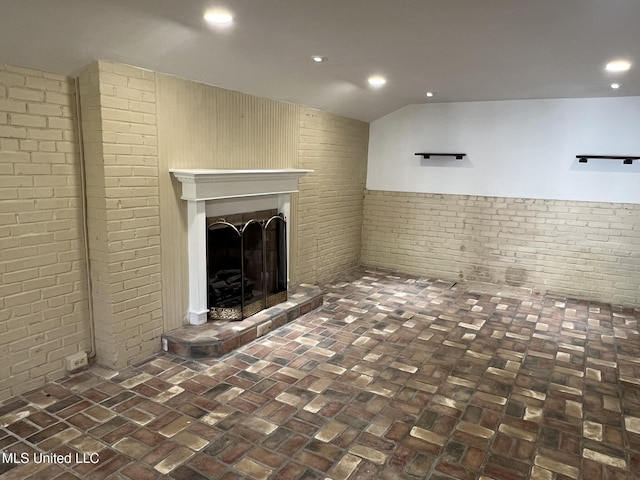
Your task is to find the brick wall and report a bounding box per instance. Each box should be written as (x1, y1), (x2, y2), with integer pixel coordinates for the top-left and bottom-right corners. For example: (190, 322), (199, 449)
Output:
(0, 60), (363, 403)
(79, 61), (162, 369)
(297, 108), (369, 284)
(0, 65), (89, 401)
(362, 190), (640, 305)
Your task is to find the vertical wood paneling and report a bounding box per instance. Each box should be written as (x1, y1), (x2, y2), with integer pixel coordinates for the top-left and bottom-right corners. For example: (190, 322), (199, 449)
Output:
(216, 89), (299, 169)
(156, 74), (299, 330)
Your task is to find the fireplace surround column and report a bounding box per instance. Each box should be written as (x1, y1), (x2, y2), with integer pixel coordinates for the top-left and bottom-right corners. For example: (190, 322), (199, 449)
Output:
(187, 200), (209, 325)
(171, 169), (312, 325)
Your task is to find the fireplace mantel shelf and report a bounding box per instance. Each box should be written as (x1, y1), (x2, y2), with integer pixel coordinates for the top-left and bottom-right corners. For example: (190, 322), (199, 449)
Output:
(170, 168), (313, 201)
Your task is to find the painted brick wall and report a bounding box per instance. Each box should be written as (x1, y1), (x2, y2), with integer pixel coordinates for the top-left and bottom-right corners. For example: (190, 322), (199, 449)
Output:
(297, 108), (369, 284)
(79, 61), (162, 369)
(0, 64), (89, 401)
(362, 190), (640, 305)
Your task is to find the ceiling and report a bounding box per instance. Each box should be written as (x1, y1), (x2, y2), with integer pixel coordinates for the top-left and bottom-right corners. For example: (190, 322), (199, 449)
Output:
(1, 0), (639, 122)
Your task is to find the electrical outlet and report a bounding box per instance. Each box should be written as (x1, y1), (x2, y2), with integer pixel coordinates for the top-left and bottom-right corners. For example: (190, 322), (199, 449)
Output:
(65, 352), (88, 371)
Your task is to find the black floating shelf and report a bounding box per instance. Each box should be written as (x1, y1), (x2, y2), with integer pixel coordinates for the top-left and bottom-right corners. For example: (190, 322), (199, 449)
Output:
(415, 152), (466, 160)
(577, 155), (639, 165)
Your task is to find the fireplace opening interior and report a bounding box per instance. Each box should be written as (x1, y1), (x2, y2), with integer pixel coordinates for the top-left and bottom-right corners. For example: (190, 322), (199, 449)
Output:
(207, 209), (287, 321)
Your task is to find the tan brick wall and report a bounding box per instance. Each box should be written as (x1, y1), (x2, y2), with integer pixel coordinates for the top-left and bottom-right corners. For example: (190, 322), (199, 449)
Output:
(297, 108), (369, 283)
(0, 59), (367, 400)
(79, 61), (162, 369)
(362, 190), (640, 306)
(0, 64), (89, 401)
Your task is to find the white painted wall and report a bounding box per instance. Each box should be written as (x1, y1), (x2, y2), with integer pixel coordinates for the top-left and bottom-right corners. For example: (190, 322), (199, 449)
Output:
(367, 97), (640, 203)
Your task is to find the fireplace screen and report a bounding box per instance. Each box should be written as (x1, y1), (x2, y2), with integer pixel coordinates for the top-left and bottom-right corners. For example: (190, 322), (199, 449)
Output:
(207, 211), (286, 320)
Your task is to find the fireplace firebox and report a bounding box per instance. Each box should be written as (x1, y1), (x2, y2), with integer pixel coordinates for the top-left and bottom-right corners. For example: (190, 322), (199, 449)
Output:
(207, 209), (287, 320)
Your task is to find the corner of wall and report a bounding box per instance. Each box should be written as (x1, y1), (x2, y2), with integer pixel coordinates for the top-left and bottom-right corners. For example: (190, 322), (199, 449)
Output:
(297, 107), (369, 284)
(78, 60), (162, 369)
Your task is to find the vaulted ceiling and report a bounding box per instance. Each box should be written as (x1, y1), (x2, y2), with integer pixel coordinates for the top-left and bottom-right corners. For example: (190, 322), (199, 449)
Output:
(1, 0), (639, 121)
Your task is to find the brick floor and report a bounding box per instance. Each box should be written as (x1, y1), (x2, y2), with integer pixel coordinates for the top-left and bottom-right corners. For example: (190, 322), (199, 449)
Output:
(1, 268), (639, 479)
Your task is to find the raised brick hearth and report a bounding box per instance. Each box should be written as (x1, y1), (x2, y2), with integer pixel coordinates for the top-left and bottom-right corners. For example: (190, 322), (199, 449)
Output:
(161, 284), (323, 358)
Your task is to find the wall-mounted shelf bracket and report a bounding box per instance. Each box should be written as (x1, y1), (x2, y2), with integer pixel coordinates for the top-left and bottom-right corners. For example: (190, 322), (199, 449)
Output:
(577, 155), (639, 165)
(415, 153), (466, 160)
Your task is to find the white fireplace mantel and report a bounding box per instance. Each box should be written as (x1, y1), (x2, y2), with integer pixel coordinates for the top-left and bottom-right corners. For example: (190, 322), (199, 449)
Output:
(171, 169), (312, 325)
(170, 169), (312, 201)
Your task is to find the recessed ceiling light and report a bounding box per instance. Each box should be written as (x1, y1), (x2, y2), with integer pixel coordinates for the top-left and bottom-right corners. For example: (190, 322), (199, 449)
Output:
(605, 60), (631, 72)
(368, 75), (386, 87)
(312, 56), (327, 63)
(610, 83), (622, 89)
(204, 9), (234, 25)
(426, 92), (434, 97)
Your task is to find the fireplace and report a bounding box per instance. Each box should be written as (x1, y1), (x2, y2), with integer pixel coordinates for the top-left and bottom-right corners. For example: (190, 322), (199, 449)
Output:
(170, 169), (312, 325)
(207, 209), (287, 320)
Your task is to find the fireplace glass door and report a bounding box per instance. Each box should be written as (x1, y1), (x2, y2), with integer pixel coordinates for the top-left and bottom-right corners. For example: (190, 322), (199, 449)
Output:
(207, 221), (243, 320)
(207, 212), (287, 320)
(241, 220), (265, 317)
(265, 216), (287, 307)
